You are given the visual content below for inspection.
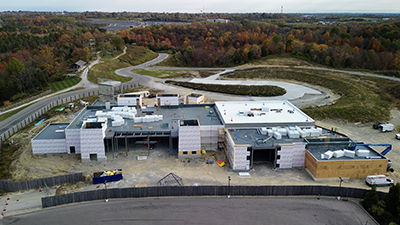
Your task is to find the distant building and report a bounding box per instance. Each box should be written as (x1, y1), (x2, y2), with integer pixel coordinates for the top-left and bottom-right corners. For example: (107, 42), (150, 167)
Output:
(70, 60), (87, 72)
(207, 19), (230, 23)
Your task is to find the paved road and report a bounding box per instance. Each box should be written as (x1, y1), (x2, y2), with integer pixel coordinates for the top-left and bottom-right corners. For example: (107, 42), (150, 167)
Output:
(189, 78), (322, 100)
(150, 64), (400, 82)
(115, 53), (170, 86)
(0, 54), (166, 138)
(3, 197), (377, 225)
(0, 56), (100, 116)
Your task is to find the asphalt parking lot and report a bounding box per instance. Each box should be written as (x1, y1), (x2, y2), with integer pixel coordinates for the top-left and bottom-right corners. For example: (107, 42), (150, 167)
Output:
(3, 197), (377, 225)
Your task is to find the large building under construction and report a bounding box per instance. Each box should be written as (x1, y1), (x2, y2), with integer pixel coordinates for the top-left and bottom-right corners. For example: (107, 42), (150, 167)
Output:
(31, 98), (389, 179)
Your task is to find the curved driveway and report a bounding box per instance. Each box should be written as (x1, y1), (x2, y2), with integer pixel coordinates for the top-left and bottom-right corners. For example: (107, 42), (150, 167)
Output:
(2, 52), (399, 140)
(0, 54), (167, 138)
(115, 53), (169, 85)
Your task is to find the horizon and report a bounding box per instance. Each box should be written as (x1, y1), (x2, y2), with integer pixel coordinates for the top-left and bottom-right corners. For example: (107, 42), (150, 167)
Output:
(1, 0), (400, 14)
(1, 10), (400, 15)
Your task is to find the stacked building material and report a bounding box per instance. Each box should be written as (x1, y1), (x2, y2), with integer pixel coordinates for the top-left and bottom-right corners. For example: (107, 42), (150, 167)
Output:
(344, 150), (356, 158)
(333, 150), (345, 158)
(356, 150), (370, 157)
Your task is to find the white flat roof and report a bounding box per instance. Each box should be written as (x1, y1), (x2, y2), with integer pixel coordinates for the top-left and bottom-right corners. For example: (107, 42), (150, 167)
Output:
(215, 101), (314, 126)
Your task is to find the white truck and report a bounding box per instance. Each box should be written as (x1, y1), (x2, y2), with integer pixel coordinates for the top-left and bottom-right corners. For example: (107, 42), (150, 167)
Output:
(373, 122), (395, 132)
(365, 175), (394, 187)
(396, 133), (400, 140)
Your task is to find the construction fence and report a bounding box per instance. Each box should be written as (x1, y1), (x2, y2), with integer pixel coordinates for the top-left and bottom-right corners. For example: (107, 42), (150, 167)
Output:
(0, 82), (138, 144)
(42, 185), (376, 208)
(0, 173), (84, 192)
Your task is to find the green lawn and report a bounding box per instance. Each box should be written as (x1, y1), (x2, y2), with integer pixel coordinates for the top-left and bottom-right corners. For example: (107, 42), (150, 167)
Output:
(88, 56), (132, 84)
(119, 46), (158, 66)
(49, 77), (81, 92)
(0, 104), (31, 122)
(225, 67), (398, 123)
(133, 69), (221, 78)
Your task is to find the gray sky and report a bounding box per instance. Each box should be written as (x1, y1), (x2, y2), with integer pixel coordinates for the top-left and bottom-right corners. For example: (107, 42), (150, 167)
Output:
(1, 0), (399, 13)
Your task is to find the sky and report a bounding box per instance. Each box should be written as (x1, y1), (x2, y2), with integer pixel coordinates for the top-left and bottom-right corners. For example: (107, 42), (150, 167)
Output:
(1, 0), (399, 13)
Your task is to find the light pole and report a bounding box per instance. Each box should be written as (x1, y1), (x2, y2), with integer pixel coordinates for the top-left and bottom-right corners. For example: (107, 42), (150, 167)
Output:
(104, 181), (108, 203)
(227, 176), (231, 198)
(338, 177), (344, 200)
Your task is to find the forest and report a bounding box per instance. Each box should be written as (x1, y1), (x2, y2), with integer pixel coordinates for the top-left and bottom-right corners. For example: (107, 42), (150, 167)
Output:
(1, 12), (399, 105)
(0, 13), (123, 105)
(121, 20), (400, 70)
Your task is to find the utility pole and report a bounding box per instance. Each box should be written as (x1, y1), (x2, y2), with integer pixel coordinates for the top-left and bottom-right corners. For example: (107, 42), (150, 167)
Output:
(337, 177), (344, 200)
(104, 181), (109, 202)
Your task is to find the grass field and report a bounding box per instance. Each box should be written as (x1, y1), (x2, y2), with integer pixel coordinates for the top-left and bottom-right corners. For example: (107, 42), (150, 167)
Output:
(0, 104), (31, 122)
(49, 77), (81, 92)
(166, 80), (286, 97)
(133, 69), (221, 78)
(119, 46), (158, 66)
(89, 46), (158, 84)
(88, 56), (132, 84)
(225, 67), (399, 122)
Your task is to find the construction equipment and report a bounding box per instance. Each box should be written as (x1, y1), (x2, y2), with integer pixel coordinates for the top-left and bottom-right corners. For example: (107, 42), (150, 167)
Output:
(217, 160), (225, 167)
(92, 169), (123, 184)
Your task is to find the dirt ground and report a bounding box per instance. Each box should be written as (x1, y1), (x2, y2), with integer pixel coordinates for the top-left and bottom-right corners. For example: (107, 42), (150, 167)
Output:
(6, 102), (399, 194)
(317, 109), (400, 184)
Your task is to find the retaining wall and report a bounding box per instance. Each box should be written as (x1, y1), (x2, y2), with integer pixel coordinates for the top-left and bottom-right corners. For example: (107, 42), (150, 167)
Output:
(42, 185), (376, 208)
(0, 173), (84, 192)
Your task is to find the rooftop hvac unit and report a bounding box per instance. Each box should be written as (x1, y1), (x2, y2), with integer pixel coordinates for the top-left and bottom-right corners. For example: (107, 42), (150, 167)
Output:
(273, 132), (282, 140)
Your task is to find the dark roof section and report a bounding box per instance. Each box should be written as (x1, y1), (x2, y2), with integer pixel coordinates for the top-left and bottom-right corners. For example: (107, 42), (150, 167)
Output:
(180, 120), (199, 126)
(188, 93), (203, 97)
(33, 123), (69, 140)
(74, 60), (87, 67)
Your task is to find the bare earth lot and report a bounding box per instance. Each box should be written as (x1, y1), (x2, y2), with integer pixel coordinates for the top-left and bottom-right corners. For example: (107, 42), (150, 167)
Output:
(7, 110), (400, 194)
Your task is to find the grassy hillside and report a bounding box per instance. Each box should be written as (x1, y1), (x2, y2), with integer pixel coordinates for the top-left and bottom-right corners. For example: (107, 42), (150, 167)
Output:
(132, 69), (220, 78)
(119, 46), (158, 66)
(89, 46), (158, 84)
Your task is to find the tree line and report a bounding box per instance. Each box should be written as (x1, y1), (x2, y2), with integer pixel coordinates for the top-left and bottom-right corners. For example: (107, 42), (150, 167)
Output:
(120, 20), (400, 70)
(0, 14), (122, 105)
(362, 184), (400, 225)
